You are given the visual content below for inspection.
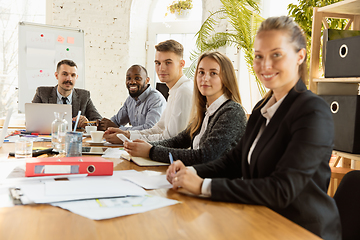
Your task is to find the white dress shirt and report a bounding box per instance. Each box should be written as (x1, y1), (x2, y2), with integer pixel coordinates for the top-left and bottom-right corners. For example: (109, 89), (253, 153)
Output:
(129, 75), (193, 141)
(199, 94), (287, 197)
(56, 88), (73, 104)
(192, 94), (229, 149)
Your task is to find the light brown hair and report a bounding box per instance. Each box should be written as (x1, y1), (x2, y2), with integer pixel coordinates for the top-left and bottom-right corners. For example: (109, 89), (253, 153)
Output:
(188, 51), (242, 138)
(155, 40), (184, 58)
(256, 16), (307, 99)
(56, 59), (77, 72)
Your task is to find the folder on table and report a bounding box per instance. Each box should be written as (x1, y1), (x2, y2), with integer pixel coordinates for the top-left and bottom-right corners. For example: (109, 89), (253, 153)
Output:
(25, 157), (113, 177)
(120, 152), (169, 167)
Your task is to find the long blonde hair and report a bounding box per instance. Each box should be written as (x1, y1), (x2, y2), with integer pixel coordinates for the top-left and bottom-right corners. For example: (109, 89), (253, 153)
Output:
(256, 16), (307, 100)
(188, 51), (242, 138)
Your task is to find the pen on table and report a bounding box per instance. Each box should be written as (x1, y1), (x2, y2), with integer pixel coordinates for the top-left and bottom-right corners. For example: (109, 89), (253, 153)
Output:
(169, 152), (174, 165)
(73, 110), (81, 131)
(169, 152), (177, 174)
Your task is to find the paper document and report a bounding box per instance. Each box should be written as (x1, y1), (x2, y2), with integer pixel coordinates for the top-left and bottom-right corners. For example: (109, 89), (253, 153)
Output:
(66, 170), (171, 189)
(19, 179), (146, 204)
(0, 187), (14, 208)
(121, 152), (169, 167)
(67, 170), (136, 182)
(102, 148), (126, 159)
(121, 171), (172, 190)
(0, 158), (26, 181)
(51, 195), (179, 220)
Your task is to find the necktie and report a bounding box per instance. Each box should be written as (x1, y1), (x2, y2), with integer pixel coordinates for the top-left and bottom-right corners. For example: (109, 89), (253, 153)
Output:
(62, 97), (67, 104)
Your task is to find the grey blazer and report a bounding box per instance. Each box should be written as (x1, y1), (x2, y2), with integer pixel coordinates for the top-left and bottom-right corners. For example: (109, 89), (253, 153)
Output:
(32, 85), (102, 121)
(149, 100), (247, 165)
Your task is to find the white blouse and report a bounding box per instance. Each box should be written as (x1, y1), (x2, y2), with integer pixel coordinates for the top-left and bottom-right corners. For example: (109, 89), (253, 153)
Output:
(192, 94), (229, 150)
(247, 94), (287, 164)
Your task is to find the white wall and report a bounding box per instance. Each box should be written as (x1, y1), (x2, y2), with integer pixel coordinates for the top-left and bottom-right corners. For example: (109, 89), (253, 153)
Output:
(129, 0), (152, 66)
(51, 0), (132, 118)
(50, 0), (225, 117)
(50, 0), (296, 116)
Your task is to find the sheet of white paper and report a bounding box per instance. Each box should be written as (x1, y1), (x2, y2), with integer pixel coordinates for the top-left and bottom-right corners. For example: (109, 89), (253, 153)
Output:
(51, 195), (179, 220)
(68, 170), (138, 182)
(0, 173), (58, 208)
(0, 187), (14, 208)
(141, 170), (162, 176)
(45, 179), (140, 196)
(78, 170), (171, 189)
(19, 179), (146, 204)
(122, 172), (172, 190)
(5, 174), (87, 183)
(102, 148), (126, 159)
(0, 159), (26, 181)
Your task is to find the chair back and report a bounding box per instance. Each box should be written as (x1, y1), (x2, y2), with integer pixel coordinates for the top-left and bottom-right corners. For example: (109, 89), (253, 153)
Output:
(333, 170), (360, 240)
(156, 82), (169, 101)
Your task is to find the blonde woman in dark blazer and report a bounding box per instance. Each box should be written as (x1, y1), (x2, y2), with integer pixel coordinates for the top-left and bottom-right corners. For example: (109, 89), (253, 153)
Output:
(166, 16), (341, 240)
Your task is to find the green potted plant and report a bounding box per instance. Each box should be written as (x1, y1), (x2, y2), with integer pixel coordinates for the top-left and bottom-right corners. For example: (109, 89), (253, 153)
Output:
(186, 0), (266, 95)
(167, 0), (193, 17)
(288, 0), (347, 73)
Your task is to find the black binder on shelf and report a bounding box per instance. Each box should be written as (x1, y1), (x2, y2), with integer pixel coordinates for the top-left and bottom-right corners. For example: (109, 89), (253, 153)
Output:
(320, 95), (360, 153)
(325, 34), (360, 78)
(322, 29), (360, 74)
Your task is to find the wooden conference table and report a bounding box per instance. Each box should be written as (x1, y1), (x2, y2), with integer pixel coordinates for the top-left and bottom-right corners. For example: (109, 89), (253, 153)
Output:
(0, 141), (321, 240)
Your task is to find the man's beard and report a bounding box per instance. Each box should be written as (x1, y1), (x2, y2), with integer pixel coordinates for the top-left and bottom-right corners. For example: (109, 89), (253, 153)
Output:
(128, 83), (147, 98)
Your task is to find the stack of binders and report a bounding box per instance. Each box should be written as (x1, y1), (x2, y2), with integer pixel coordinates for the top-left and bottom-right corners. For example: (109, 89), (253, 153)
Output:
(320, 29), (360, 153)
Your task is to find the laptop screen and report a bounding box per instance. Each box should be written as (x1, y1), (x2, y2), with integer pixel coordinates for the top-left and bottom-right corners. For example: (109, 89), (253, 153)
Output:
(25, 103), (72, 134)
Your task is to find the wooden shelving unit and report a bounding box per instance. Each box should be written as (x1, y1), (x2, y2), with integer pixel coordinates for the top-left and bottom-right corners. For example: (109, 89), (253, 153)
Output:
(309, 0), (360, 93)
(313, 77), (360, 83)
(309, 0), (360, 177)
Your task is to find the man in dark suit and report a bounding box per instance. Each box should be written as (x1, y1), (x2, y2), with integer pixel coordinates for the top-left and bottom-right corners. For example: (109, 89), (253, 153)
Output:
(32, 59), (102, 128)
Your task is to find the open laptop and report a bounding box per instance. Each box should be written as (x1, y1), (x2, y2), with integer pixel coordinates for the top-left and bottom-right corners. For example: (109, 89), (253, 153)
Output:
(0, 108), (12, 148)
(25, 103), (72, 134)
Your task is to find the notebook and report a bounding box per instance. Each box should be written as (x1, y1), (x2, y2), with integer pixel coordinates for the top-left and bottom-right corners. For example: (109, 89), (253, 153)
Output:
(25, 103), (72, 134)
(120, 152), (169, 167)
(0, 108), (12, 148)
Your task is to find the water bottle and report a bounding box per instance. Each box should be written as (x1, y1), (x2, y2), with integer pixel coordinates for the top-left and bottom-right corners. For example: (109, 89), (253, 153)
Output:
(51, 112), (68, 153)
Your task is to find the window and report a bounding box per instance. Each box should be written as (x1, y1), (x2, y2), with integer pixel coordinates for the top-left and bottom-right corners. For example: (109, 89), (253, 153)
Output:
(0, 0), (45, 117)
(146, 0), (202, 84)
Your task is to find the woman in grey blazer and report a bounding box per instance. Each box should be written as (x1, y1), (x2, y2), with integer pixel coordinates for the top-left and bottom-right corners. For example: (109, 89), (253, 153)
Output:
(123, 51), (247, 165)
(166, 17), (341, 240)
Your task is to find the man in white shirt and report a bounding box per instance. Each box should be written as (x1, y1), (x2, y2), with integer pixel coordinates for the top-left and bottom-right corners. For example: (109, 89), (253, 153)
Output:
(104, 39), (193, 143)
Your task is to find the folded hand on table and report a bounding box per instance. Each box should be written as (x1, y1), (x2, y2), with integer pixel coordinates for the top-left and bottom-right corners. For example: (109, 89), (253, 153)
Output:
(166, 160), (204, 195)
(96, 118), (118, 131)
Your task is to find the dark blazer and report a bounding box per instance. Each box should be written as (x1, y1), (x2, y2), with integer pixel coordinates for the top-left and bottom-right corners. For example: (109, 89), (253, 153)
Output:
(32, 85), (102, 121)
(194, 80), (341, 240)
(149, 100), (247, 165)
